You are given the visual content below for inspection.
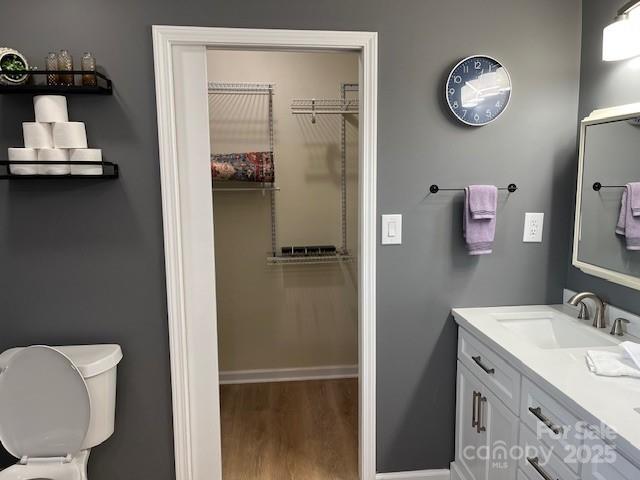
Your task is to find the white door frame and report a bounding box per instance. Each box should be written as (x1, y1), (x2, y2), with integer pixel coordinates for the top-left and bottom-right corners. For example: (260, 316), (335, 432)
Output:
(153, 26), (378, 480)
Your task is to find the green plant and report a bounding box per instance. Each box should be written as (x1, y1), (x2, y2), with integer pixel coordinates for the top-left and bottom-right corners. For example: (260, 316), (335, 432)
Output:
(0, 54), (27, 80)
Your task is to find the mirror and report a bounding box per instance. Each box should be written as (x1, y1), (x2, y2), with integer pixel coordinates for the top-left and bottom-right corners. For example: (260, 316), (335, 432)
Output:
(574, 103), (640, 289)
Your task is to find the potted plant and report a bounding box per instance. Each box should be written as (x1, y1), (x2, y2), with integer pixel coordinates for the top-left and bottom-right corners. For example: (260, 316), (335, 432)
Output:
(0, 48), (29, 86)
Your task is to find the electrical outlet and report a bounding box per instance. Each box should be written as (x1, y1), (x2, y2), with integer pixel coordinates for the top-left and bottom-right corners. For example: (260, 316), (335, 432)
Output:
(523, 212), (544, 243)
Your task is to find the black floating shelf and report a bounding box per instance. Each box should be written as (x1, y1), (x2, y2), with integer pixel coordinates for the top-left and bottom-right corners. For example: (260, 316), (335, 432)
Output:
(0, 161), (119, 179)
(0, 70), (112, 95)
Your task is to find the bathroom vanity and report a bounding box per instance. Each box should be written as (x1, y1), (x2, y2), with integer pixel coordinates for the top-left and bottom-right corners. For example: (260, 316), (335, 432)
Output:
(450, 305), (640, 480)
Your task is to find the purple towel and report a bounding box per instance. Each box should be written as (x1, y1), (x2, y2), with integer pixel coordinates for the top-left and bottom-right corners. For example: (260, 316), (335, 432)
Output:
(616, 185), (640, 250)
(468, 185), (498, 219)
(630, 182), (640, 217)
(463, 186), (497, 255)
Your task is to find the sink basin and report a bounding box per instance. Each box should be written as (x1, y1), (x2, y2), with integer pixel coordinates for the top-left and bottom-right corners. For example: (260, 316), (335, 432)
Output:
(493, 311), (619, 349)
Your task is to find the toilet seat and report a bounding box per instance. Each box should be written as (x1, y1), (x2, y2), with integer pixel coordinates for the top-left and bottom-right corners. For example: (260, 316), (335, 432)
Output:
(0, 345), (91, 460)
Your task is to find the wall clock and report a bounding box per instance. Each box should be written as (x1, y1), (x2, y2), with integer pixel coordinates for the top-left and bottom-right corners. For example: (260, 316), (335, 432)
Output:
(445, 55), (512, 126)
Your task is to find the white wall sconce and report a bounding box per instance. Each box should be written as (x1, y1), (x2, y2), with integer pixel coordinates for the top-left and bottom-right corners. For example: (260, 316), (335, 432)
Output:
(603, 0), (640, 61)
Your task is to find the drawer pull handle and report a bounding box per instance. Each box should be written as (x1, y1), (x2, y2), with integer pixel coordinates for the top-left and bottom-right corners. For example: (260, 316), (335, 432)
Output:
(527, 457), (558, 480)
(477, 395), (487, 433)
(528, 406), (563, 435)
(472, 391), (479, 429)
(472, 356), (495, 375)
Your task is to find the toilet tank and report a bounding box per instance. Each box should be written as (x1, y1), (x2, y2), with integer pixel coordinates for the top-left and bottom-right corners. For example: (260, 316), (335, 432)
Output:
(0, 344), (123, 450)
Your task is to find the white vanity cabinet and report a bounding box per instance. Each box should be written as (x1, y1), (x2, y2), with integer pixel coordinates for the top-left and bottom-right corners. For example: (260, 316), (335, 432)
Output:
(582, 437), (640, 480)
(455, 361), (519, 480)
(451, 325), (640, 480)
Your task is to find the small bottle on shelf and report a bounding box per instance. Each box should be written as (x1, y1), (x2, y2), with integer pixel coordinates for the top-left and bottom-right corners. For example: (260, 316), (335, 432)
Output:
(81, 52), (97, 87)
(57, 49), (74, 86)
(45, 52), (59, 86)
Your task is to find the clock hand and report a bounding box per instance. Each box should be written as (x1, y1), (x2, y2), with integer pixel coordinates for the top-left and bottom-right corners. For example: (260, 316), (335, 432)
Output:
(464, 81), (479, 93)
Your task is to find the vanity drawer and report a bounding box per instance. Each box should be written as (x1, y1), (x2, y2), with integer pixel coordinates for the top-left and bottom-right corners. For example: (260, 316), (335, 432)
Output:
(520, 378), (582, 474)
(517, 468), (535, 480)
(458, 329), (521, 413)
(582, 436), (640, 480)
(519, 424), (579, 480)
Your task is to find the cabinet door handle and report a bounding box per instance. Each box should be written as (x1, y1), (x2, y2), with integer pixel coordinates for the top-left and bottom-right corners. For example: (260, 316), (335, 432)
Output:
(472, 391), (479, 429)
(472, 356), (495, 375)
(477, 395), (487, 433)
(528, 406), (563, 435)
(527, 457), (558, 480)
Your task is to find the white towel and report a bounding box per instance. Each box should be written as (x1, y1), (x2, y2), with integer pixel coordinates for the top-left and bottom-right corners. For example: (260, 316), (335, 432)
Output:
(585, 349), (640, 378)
(621, 341), (640, 369)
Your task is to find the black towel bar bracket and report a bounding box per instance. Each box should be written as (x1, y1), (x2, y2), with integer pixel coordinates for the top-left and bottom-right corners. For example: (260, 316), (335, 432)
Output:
(429, 183), (517, 194)
(593, 182), (625, 191)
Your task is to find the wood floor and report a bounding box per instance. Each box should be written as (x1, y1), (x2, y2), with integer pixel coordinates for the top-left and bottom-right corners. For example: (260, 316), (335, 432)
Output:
(220, 378), (358, 480)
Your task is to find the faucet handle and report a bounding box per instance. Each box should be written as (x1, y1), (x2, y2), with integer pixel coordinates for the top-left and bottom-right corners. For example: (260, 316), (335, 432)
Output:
(577, 301), (590, 320)
(610, 317), (630, 336)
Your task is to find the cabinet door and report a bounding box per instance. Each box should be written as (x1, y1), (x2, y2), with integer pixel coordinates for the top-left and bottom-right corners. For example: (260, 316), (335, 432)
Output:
(455, 361), (488, 480)
(456, 361), (519, 480)
(483, 376), (519, 480)
(583, 437), (640, 480)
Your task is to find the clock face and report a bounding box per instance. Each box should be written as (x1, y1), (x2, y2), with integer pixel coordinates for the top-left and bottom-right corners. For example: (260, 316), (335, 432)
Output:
(446, 55), (512, 126)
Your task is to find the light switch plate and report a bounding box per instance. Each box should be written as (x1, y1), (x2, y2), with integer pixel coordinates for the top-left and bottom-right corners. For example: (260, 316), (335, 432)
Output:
(381, 214), (402, 245)
(523, 212), (544, 242)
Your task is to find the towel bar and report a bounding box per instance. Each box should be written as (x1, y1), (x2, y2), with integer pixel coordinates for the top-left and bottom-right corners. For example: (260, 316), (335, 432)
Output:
(429, 183), (517, 194)
(592, 182), (625, 191)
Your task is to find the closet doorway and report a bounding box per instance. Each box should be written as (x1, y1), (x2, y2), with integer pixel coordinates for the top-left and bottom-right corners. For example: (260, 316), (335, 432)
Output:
(209, 49), (359, 479)
(153, 27), (377, 480)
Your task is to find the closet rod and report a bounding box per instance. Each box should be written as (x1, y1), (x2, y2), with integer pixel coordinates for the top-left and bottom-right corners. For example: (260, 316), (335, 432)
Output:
(429, 183), (517, 194)
(291, 110), (358, 115)
(212, 186), (280, 192)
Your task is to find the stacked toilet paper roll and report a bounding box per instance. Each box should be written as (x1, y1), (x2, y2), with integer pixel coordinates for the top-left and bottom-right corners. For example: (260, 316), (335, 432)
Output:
(53, 122), (88, 149)
(23, 122), (53, 148)
(70, 149), (103, 175)
(34, 95), (69, 123)
(39, 148), (70, 175)
(8, 148), (38, 175)
(7, 95), (102, 176)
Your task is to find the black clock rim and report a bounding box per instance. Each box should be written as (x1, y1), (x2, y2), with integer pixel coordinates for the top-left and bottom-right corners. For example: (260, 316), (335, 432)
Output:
(445, 54), (512, 127)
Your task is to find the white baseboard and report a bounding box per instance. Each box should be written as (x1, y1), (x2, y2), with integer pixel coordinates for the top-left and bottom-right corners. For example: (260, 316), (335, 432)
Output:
(219, 364), (358, 384)
(376, 469), (450, 480)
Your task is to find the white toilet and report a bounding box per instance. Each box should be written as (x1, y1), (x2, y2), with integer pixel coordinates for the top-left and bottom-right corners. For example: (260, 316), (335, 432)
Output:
(0, 344), (123, 480)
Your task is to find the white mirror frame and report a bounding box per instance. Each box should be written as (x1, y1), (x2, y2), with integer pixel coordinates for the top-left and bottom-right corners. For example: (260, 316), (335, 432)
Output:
(573, 102), (640, 290)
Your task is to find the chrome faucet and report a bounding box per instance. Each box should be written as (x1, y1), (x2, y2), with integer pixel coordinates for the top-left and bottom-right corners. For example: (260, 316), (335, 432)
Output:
(568, 292), (607, 328)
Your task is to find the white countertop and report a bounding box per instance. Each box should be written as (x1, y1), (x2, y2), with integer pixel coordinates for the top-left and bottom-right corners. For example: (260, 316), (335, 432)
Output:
(452, 304), (640, 466)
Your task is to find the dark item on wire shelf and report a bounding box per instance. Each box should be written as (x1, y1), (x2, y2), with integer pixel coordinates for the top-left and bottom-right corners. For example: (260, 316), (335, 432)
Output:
(281, 245), (337, 257)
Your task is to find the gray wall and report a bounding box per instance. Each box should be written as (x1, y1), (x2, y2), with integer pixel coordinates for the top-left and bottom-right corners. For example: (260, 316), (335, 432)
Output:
(566, 0), (640, 313)
(0, 0), (581, 476)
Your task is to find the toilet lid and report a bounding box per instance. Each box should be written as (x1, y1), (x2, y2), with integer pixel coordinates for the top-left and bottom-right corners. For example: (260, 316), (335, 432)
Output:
(0, 346), (90, 458)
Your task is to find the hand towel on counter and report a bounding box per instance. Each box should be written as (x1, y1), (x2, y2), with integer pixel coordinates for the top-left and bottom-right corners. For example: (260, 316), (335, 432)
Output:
(463, 185), (497, 255)
(615, 184), (640, 250)
(585, 349), (640, 378)
(468, 185), (498, 219)
(621, 341), (640, 369)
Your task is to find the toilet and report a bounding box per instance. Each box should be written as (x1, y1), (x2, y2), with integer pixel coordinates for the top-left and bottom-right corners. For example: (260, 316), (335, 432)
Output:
(0, 344), (123, 480)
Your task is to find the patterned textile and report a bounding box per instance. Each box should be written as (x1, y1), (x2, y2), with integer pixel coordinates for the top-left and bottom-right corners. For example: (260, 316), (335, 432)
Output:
(211, 151), (275, 183)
